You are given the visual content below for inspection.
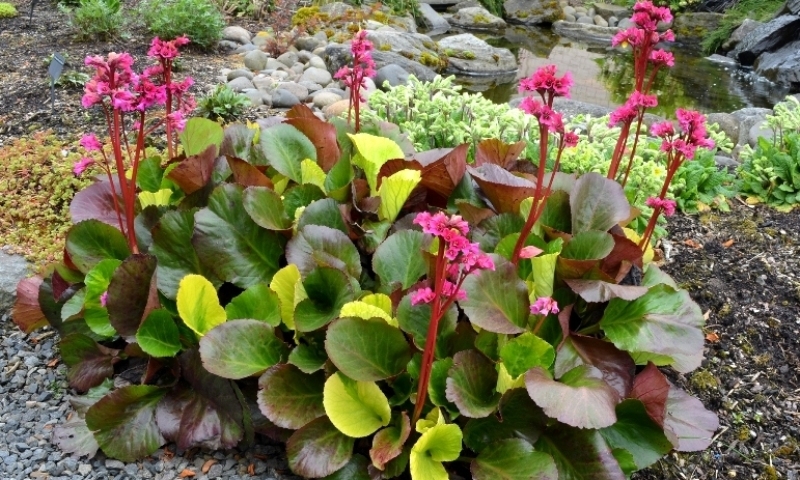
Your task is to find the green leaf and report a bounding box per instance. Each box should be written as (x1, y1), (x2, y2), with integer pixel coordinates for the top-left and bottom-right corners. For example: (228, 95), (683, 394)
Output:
(323, 372), (391, 438)
(429, 358), (456, 410)
(499, 333), (555, 378)
(321, 454), (371, 480)
(297, 198), (349, 234)
(373, 230), (430, 291)
(193, 184), (287, 288)
(370, 412), (411, 470)
(461, 255), (529, 334)
(294, 267), (356, 332)
(600, 284), (705, 373)
(473, 213), (524, 253)
(410, 423), (462, 480)
(106, 254), (158, 339)
(180, 117), (223, 157)
(85, 385), (166, 462)
(525, 365), (619, 429)
(289, 341), (328, 373)
(61, 288), (86, 322)
(224, 283), (282, 326)
(66, 220), (131, 274)
(287, 417), (354, 478)
(257, 364), (325, 429)
(176, 274), (227, 336)
(257, 123), (317, 183)
(283, 184), (326, 218)
(135, 309), (181, 358)
(221, 123), (256, 159)
(445, 350), (501, 418)
(535, 425), (626, 480)
(286, 225), (361, 279)
(561, 231), (615, 260)
(325, 317), (412, 381)
(199, 319), (288, 379)
(570, 172), (630, 234)
(471, 439), (557, 480)
(269, 264), (306, 330)
(301, 158), (328, 191)
(599, 399), (673, 471)
(60, 333), (119, 391)
(242, 186), (292, 230)
(349, 133), (405, 193)
(137, 156), (164, 193)
(83, 259), (122, 338)
(396, 294), (457, 358)
(378, 169), (422, 222)
(463, 389), (547, 453)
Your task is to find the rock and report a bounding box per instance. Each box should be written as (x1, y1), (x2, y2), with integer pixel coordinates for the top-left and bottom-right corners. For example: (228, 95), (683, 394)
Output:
(705, 54), (737, 66)
(365, 30), (439, 61)
(417, 3), (450, 34)
(504, 0), (563, 25)
(0, 251), (29, 313)
(730, 107), (772, 146)
(217, 40), (240, 52)
(266, 58), (288, 71)
(706, 112), (740, 145)
(298, 80), (323, 93)
(277, 51), (299, 67)
(234, 44), (257, 54)
(227, 76), (255, 92)
(243, 50), (270, 71)
(308, 56), (327, 70)
(420, 0), (460, 5)
(375, 64), (411, 89)
(272, 89), (301, 108)
(577, 16), (594, 24)
(227, 68), (254, 81)
(323, 99), (354, 119)
(222, 26), (252, 45)
(448, 0), (480, 11)
(252, 35), (270, 48)
(721, 18), (762, 51)
(241, 89), (263, 106)
(574, 6), (586, 14)
(551, 98), (614, 120)
(617, 17), (633, 29)
(312, 91), (344, 108)
(294, 36), (322, 52)
(320, 1), (354, 16)
(450, 6), (507, 30)
(276, 82), (309, 102)
(656, 19), (671, 32)
(564, 13), (576, 22)
(729, 15), (800, 66)
(673, 12), (724, 42)
(252, 76), (275, 92)
(789, 0), (800, 14)
(608, 16), (618, 27)
(324, 43), (438, 82)
(562, 5), (575, 15)
(300, 66), (332, 86)
(552, 20), (622, 45)
(594, 15), (608, 27)
(345, 77), (377, 102)
(593, 3), (628, 20)
(438, 33), (517, 75)
(754, 39), (800, 88)
(749, 120), (776, 147)
(715, 155), (739, 169)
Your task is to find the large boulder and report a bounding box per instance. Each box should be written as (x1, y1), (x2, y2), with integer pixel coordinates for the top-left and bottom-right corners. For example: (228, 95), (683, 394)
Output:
(721, 18), (762, 51)
(730, 107), (773, 146)
(438, 33), (517, 75)
(416, 3), (450, 34)
(593, 3), (629, 20)
(552, 20), (622, 45)
(504, 0), (563, 25)
(789, 0), (800, 14)
(672, 12), (724, 42)
(323, 43), (438, 82)
(363, 30), (445, 70)
(729, 15), (800, 65)
(450, 6), (507, 31)
(754, 39), (800, 89)
(0, 250), (29, 315)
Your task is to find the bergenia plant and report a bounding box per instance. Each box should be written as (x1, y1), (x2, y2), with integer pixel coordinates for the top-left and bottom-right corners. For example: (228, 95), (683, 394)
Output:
(76, 36), (194, 252)
(334, 29), (376, 133)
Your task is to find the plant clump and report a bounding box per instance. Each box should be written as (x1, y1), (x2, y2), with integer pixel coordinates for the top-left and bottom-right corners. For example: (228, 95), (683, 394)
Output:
(0, 1), (18, 17)
(139, 0), (225, 49)
(196, 84), (252, 123)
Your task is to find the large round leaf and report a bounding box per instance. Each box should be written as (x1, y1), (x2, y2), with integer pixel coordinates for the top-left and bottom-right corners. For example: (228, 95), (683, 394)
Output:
(325, 317), (412, 381)
(193, 184), (287, 288)
(323, 372), (391, 438)
(535, 425), (626, 480)
(176, 274), (226, 336)
(561, 231), (615, 261)
(256, 123), (317, 183)
(85, 385), (166, 462)
(396, 293), (457, 358)
(663, 384), (720, 452)
(180, 117), (223, 157)
(286, 417), (354, 478)
(83, 259), (122, 338)
(321, 454), (370, 480)
(60, 333), (120, 392)
(554, 336), (635, 399)
(410, 423), (462, 480)
(461, 255), (528, 334)
(66, 219), (130, 274)
(471, 439), (557, 480)
(445, 350), (501, 418)
(570, 172), (630, 234)
(286, 225), (361, 279)
(199, 319), (288, 379)
(499, 332), (555, 379)
(373, 230), (430, 291)
(242, 186), (292, 230)
(106, 253), (158, 339)
(599, 400), (673, 471)
(370, 413), (411, 471)
(297, 198), (349, 234)
(294, 267), (356, 332)
(462, 389), (548, 453)
(257, 364), (325, 429)
(224, 283), (281, 326)
(136, 309), (181, 358)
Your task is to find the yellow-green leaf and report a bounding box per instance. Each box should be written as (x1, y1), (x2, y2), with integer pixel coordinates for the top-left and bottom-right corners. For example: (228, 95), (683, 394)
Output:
(530, 252), (558, 299)
(410, 423), (462, 480)
(269, 264), (307, 330)
(348, 133), (405, 194)
(339, 301), (396, 327)
(138, 189), (173, 208)
(378, 170), (422, 222)
(495, 363), (524, 394)
(301, 159), (328, 193)
(323, 372), (391, 438)
(415, 407), (446, 434)
(176, 274), (226, 336)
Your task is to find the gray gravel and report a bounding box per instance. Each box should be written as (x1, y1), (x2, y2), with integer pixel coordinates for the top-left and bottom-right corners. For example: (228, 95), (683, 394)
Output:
(0, 312), (301, 480)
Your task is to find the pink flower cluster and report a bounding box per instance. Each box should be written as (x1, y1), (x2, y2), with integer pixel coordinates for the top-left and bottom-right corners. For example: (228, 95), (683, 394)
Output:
(612, 0), (674, 48)
(650, 109), (715, 160)
(645, 197), (677, 216)
(147, 35), (189, 60)
(410, 212), (494, 306)
(518, 64), (573, 104)
(334, 30), (376, 102)
(530, 297), (559, 316)
(609, 91), (658, 127)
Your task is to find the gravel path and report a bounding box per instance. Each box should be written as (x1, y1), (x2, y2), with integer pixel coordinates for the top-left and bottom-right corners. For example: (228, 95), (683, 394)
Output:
(0, 312), (300, 480)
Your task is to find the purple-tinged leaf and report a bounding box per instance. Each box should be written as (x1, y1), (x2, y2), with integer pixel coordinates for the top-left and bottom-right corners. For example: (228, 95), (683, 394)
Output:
(60, 334), (120, 392)
(663, 384), (719, 452)
(257, 364), (326, 430)
(461, 255), (528, 335)
(554, 335), (635, 399)
(65, 220), (131, 274)
(286, 225), (362, 279)
(463, 389), (548, 453)
(322, 454), (371, 480)
(629, 362), (669, 427)
(53, 420), (99, 457)
(415, 144), (469, 205)
(297, 198), (350, 235)
(468, 164), (536, 214)
(535, 425), (626, 480)
(242, 186), (292, 231)
(70, 177), (126, 228)
(199, 320), (288, 379)
(600, 233), (644, 282)
(167, 144), (218, 195)
(325, 318), (412, 382)
(474, 139), (527, 169)
(228, 157), (273, 188)
(370, 412), (411, 471)
(285, 112), (341, 172)
(446, 350), (501, 418)
(373, 230), (431, 291)
(221, 124), (256, 160)
(570, 173), (630, 234)
(565, 279), (648, 303)
(599, 399), (673, 471)
(525, 365), (619, 429)
(85, 385), (166, 462)
(106, 254), (159, 339)
(287, 417), (354, 478)
(600, 284), (705, 373)
(12, 276), (48, 333)
(471, 439), (557, 480)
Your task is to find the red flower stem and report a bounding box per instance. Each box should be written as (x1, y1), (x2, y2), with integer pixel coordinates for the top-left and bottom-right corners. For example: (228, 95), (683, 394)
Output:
(639, 159), (679, 249)
(511, 124), (549, 265)
(111, 108), (135, 251)
(621, 112), (646, 187)
(101, 150), (126, 234)
(164, 63), (174, 160)
(608, 122), (632, 180)
(412, 241), (447, 426)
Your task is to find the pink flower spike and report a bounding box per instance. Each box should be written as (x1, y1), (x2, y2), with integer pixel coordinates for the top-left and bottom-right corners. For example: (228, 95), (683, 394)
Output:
(80, 134), (103, 152)
(650, 121), (674, 138)
(564, 131), (580, 148)
(519, 246), (543, 259)
(530, 297), (559, 316)
(411, 287), (436, 306)
(646, 197), (677, 216)
(73, 157), (94, 176)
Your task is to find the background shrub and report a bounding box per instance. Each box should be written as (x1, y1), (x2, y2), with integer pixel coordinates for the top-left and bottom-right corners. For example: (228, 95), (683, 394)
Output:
(61, 0), (127, 40)
(0, 1), (18, 18)
(139, 0), (225, 49)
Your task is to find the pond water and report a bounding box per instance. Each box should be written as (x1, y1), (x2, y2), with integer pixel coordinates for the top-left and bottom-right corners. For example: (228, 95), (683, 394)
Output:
(445, 26), (791, 115)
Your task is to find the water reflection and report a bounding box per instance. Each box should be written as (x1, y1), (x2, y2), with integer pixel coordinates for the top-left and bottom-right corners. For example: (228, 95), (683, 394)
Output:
(456, 25), (789, 114)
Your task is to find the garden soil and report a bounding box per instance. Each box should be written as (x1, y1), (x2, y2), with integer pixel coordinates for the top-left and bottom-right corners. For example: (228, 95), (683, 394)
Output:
(2, 2), (800, 479)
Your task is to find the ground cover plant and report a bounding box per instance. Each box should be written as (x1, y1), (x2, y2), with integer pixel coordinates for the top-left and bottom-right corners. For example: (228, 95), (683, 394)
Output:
(11, 4), (721, 478)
